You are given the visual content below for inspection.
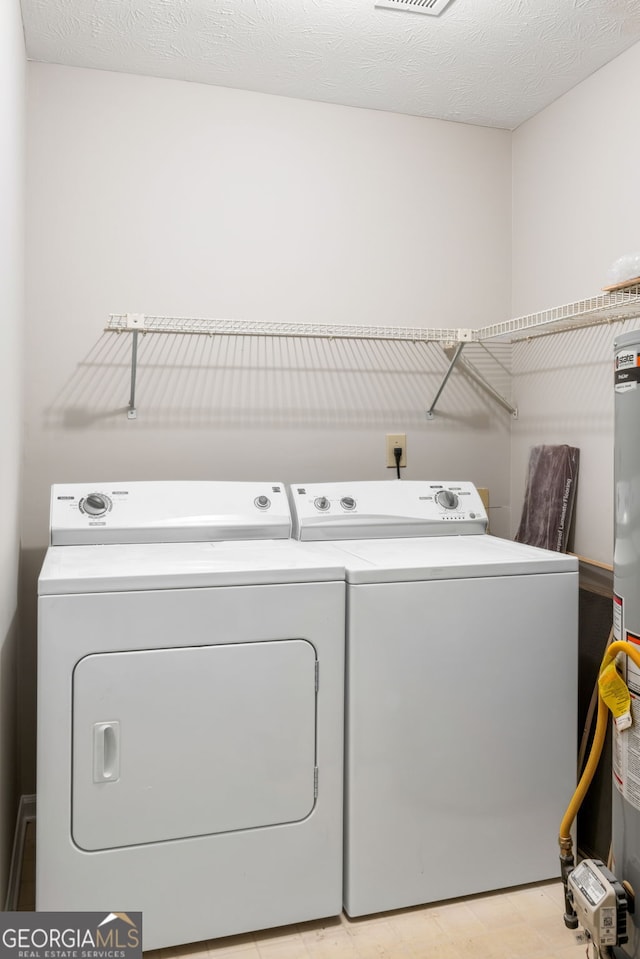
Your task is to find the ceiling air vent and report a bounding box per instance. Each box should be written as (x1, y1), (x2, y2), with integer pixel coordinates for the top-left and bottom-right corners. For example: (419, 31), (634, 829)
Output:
(375, 0), (455, 15)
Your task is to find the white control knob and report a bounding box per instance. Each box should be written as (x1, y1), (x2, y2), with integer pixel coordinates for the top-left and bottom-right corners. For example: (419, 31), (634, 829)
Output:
(81, 493), (111, 516)
(340, 496), (356, 511)
(314, 496), (330, 511)
(435, 490), (459, 510)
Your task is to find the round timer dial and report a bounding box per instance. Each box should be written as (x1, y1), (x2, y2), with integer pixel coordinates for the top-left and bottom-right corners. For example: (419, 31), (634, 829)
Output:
(80, 493), (112, 516)
(435, 490), (459, 510)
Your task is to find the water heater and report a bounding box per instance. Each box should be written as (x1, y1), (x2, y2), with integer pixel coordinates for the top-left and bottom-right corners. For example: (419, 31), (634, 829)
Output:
(612, 328), (640, 958)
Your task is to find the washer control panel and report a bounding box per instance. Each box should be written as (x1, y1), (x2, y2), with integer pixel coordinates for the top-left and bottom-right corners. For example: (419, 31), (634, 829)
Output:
(290, 481), (488, 541)
(49, 481), (291, 546)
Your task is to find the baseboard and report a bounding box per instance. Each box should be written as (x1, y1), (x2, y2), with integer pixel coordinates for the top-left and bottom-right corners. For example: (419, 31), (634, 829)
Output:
(4, 794), (36, 911)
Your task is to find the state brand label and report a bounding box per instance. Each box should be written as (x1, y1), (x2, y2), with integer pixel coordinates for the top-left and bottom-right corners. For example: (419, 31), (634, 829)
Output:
(615, 348), (640, 392)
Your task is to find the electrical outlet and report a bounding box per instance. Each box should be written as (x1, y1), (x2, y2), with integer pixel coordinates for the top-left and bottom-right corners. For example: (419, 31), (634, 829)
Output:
(386, 433), (407, 468)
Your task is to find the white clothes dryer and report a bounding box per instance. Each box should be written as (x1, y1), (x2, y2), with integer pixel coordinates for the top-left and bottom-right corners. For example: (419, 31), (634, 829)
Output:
(37, 482), (345, 950)
(289, 480), (578, 917)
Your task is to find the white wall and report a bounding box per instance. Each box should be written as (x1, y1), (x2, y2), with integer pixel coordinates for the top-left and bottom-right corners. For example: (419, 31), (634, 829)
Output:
(0, 0), (25, 904)
(21, 64), (513, 789)
(511, 40), (640, 564)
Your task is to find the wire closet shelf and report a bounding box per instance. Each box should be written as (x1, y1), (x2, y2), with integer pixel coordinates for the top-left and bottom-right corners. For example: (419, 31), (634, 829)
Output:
(106, 286), (640, 344)
(105, 286), (640, 419)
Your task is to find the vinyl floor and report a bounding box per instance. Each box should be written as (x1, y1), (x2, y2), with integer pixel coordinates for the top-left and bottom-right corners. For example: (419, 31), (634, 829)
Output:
(18, 822), (585, 959)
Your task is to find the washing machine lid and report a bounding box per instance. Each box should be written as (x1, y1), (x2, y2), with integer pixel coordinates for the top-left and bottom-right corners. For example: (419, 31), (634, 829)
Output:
(38, 540), (345, 594)
(308, 534), (578, 583)
(290, 481), (487, 540)
(49, 481), (291, 545)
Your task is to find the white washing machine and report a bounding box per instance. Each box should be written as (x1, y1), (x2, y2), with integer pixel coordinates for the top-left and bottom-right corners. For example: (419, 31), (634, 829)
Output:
(37, 481), (345, 950)
(289, 480), (579, 917)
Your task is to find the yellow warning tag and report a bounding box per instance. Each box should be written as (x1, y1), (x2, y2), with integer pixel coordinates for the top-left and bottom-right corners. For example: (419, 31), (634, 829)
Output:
(599, 662), (632, 730)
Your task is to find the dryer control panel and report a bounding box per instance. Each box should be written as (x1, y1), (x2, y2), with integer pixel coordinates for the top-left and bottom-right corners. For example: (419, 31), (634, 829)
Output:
(289, 481), (488, 541)
(50, 481), (291, 545)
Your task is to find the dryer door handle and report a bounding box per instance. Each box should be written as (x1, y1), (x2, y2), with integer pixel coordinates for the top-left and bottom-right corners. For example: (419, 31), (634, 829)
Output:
(92, 721), (120, 783)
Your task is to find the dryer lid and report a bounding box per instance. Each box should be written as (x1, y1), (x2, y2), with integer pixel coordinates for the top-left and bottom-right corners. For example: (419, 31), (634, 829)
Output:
(38, 539), (345, 594)
(71, 640), (317, 850)
(49, 481), (291, 545)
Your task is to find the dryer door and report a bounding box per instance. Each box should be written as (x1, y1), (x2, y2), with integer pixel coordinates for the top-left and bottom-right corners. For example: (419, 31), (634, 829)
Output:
(71, 640), (317, 850)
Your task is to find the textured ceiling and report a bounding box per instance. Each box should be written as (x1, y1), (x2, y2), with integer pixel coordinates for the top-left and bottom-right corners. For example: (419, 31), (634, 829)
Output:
(20, 0), (640, 130)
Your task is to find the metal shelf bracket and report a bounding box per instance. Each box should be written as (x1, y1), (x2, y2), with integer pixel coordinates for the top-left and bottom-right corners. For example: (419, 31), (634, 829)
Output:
(426, 342), (466, 419)
(426, 344), (517, 420)
(124, 314), (146, 419)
